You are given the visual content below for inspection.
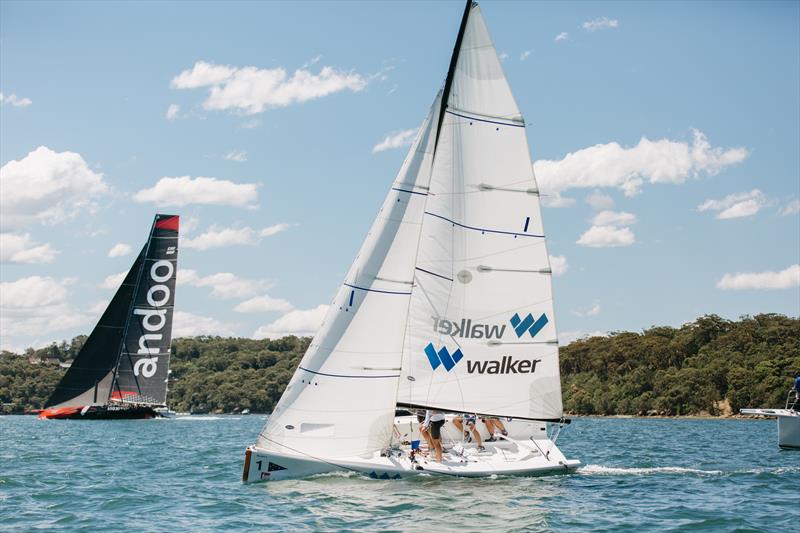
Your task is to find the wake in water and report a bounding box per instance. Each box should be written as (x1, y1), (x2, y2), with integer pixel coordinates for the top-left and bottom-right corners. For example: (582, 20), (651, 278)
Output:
(579, 464), (800, 476)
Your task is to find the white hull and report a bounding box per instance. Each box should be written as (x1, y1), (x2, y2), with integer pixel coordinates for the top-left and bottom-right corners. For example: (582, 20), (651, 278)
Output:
(740, 408), (800, 449)
(243, 416), (579, 482)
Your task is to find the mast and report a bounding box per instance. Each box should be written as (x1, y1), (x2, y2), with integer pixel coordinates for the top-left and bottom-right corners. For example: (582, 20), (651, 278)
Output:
(433, 0), (474, 154)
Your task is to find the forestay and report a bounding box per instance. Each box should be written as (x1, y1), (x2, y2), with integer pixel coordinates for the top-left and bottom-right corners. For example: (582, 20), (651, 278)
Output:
(257, 94), (442, 458)
(397, 4), (563, 421)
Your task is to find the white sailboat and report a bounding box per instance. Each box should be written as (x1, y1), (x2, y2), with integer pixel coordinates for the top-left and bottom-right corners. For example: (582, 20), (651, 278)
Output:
(242, 0), (580, 482)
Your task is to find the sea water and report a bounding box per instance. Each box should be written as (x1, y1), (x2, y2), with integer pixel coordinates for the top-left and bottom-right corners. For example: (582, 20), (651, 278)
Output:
(1, 415), (797, 531)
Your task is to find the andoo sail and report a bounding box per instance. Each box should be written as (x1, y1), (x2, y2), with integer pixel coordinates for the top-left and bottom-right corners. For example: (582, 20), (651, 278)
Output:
(243, 0), (579, 481)
(40, 214), (179, 420)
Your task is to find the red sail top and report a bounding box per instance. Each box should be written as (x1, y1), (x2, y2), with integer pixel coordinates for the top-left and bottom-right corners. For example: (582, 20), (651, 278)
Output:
(155, 215), (179, 231)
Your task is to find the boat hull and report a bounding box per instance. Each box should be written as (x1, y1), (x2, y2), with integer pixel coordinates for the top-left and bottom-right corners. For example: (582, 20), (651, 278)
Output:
(243, 416), (580, 482)
(740, 408), (800, 449)
(778, 413), (800, 449)
(38, 404), (162, 420)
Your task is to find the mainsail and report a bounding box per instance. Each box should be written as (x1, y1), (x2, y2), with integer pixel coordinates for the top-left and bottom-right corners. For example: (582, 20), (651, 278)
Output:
(44, 214), (180, 409)
(397, 2), (563, 421)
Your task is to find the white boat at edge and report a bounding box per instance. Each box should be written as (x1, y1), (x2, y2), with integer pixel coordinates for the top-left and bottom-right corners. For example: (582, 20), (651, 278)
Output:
(740, 386), (800, 450)
(243, 0), (580, 482)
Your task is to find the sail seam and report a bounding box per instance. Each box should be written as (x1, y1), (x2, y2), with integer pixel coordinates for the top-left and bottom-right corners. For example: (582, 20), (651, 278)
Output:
(299, 366), (399, 379)
(425, 211), (545, 238)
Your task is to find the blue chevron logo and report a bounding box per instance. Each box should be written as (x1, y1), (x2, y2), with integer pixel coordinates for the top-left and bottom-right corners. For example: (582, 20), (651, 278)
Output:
(510, 313), (548, 338)
(424, 343), (463, 372)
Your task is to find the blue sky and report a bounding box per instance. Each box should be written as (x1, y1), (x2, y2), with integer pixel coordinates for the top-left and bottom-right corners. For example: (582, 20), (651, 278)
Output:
(1, 0), (798, 352)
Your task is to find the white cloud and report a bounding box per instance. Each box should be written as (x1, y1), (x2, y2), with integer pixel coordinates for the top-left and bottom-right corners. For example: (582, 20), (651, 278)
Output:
(0, 146), (109, 229)
(577, 225), (635, 248)
(716, 264), (800, 291)
(0, 233), (58, 263)
(259, 223), (290, 237)
(107, 243), (133, 258)
(182, 216), (200, 234)
(554, 32), (569, 42)
(100, 270), (127, 289)
(181, 223), (289, 250)
(549, 255), (568, 276)
(166, 104), (180, 121)
(592, 210), (636, 226)
(498, 52), (509, 62)
(133, 176), (258, 209)
(178, 269), (273, 299)
(302, 54), (323, 69)
(171, 60), (368, 115)
(372, 129), (417, 153)
(234, 294), (294, 313)
(781, 199), (800, 216)
(0, 276), (91, 338)
(172, 311), (237, 338)
(520, 50), (532, 61)
(573, 301), (601, 317)
(697, 189), (766, 219)
(559, 330), (608, 345)
(582, 17), (619, 32)
(0, 92), (32, 107)
(534, 129), (748, 198)
(224, 149), (248, 162)
(585, 191), (614, 210)
(253, 304), (329, 339)
(541, 194), (576, 208)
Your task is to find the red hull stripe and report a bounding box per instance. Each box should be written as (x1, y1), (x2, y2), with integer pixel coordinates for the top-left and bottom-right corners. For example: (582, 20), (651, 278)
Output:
(155, 216), (179, 231)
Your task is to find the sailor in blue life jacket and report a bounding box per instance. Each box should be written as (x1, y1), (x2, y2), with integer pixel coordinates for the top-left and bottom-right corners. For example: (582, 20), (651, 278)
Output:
(793, 376), (800, 401)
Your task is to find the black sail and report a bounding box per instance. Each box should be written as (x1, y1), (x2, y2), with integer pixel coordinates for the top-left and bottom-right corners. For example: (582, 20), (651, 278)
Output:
(112, 215), (179, 406)
(44, 249), (145, 408)
(43, 214), (180, 409)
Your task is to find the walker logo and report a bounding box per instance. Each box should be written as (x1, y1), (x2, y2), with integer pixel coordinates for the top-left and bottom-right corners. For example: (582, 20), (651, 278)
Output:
(510, 312), (548, 338)
(424, 343), (463, 372)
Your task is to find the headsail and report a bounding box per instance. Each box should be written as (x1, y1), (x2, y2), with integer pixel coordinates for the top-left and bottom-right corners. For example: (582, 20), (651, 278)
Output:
(44, 214), (180, 409)
(397, 3), (564, 421)
(257, 94), (442, 459)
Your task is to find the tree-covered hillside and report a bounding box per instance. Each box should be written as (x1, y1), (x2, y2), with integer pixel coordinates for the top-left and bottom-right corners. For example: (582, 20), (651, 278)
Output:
(2, 314), (798, 416)
(561, 314), (799, 415)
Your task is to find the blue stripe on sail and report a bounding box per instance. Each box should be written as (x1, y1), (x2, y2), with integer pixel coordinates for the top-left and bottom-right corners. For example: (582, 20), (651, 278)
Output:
(425, 212), (544, 238)
(415, 267), (453, 282)
(392, 187), (428, 196)
(446, 110), (525, 128)
(524, 217), (530, 232)
(299, 366), (399, 379)
(343, 283), (411, 295)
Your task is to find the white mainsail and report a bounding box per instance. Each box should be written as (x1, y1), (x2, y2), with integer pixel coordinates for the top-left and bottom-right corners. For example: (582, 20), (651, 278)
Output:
(397, 4), (563, 421)
(257, 94), (442, 458)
